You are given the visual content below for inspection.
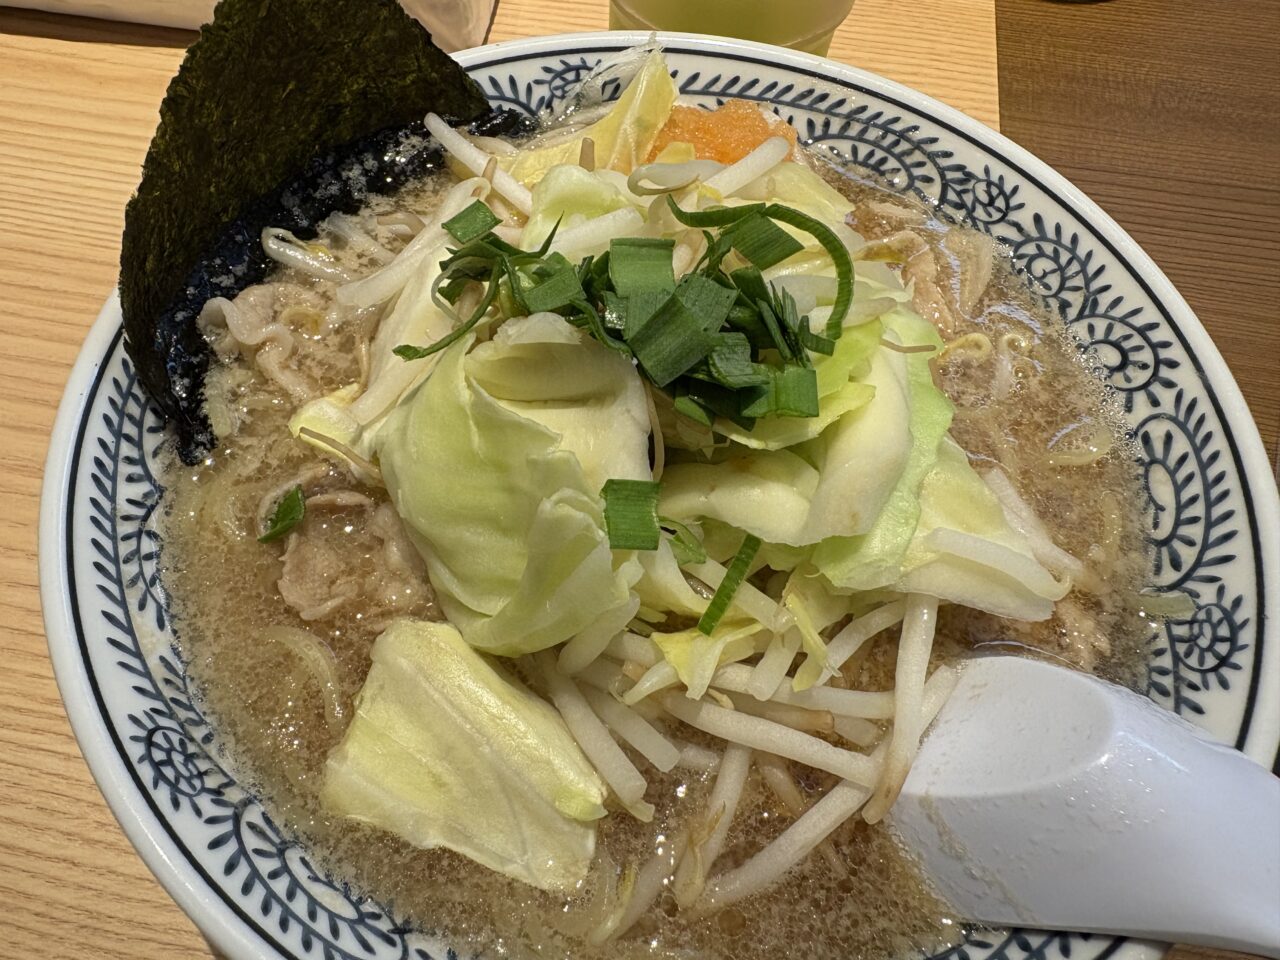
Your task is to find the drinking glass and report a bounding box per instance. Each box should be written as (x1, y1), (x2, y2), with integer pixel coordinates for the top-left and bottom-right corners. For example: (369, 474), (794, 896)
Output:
(608, 0), (856, 56)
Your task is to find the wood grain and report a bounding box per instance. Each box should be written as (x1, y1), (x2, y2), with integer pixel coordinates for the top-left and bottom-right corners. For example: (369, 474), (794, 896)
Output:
(0, 12), (206, 958)
(995, 0), (1280, 463)
(490, 0), (1001, 129)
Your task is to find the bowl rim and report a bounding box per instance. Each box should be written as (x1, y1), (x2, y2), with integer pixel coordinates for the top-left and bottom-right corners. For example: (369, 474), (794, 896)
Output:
(38, 29), (1278, 960)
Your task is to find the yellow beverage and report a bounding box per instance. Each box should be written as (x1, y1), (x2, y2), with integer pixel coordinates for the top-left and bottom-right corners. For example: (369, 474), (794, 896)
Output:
(609, 0), (855, 56)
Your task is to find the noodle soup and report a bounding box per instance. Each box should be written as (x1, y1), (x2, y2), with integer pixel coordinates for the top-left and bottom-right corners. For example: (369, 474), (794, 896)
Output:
(160, 50), (1153, 960)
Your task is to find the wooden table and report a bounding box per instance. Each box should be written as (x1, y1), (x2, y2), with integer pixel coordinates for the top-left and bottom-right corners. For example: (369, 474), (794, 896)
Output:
(0, 2), (1269, 958)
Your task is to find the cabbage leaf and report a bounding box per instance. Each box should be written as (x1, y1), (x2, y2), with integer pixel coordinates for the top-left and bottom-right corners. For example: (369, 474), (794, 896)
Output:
(658, 314), (928, 547)
(651, 621), (765, 700)
(503, 50), (677, 187)
(377, 316), (648, 656)
(322, 620), (606, 891)
(891, 437), (1069, 619)
(289, 252), (453, 470)
(520, 165), (643, 251)
(812, 306), (953, 587)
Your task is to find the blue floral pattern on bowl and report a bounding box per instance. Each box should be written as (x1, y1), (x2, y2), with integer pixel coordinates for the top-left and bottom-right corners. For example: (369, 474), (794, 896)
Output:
(46, 35), (1276, 960)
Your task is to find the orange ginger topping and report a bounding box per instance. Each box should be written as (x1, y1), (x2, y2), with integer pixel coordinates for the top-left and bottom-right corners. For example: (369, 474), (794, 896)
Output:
(646, 99), (800, 164)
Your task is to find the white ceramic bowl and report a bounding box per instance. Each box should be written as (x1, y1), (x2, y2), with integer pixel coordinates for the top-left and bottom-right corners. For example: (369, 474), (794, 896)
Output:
(40, 31), (1280, 960)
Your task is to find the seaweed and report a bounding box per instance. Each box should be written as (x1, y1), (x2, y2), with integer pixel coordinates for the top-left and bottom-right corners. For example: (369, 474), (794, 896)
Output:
(120, 0), (495, 461)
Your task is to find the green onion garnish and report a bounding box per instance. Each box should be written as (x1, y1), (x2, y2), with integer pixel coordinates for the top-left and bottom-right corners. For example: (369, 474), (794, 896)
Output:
(394, 262), (503, 360)
(623, 288), (670, 338)
(442, 200), (501, 245)
(723, 211), (805, 270)
(627, 276), (736, 387)
(398, 198), (855, 437)
(601, 479), (662, 550)
(666, 195), (764, 228)
(258, 485), (305, 543)
(660, 517), (707, 566)
(704, 333), (770, 388)
(523, 262), (586, 313)
(437, 274), (469, 305)
(740, 365), (819, 418)
(762, 203), (853, 338)
(570, 298), (629, 354)
(673, 388), (715, 426)
(697, 533), (762, 635)
(793, 315), (836, 356)
(609, 237), (676, 296)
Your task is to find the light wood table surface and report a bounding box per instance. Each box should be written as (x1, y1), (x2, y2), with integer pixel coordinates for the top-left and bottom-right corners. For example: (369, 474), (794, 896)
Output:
(0, 2), (1263, 959)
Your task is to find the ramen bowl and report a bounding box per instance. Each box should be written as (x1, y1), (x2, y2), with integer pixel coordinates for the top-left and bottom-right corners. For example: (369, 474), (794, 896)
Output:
(39, 31), (1280, 960)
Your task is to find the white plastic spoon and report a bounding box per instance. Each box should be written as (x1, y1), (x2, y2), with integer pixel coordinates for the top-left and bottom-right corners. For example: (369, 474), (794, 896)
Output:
(890, 655), (1280, 957)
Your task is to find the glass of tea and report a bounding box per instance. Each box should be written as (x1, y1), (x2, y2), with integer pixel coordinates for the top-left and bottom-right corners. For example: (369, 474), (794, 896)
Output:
(608, 0), (856, 56)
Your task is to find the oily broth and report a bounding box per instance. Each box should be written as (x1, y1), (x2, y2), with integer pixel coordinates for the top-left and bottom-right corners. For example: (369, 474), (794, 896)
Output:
(160, 152), (1151, 960)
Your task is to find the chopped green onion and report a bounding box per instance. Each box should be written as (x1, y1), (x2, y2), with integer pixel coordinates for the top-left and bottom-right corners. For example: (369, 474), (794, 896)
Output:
(629, 299), (720, 387)
(666, 195), (765, 228)
(523, 263), (586, 313)
(628, 276), (736, 386)
(730, 266), (769, 305)
(793, 315), (836, 356)
(740, 365), (819, 418)
(437, 274), (470, 305)
(502, 256), (530, 316)
(439, 238), (508, 273)
(770, 287), (811, 367)
(755, 297), (793, 361)
(696, 533), (762, 635)
(578, 252), (612, 303)
(442, 200), (501, 245)
(570, 298), (630, 354)
(660, 517), (707, 566)
(258, 485), (305, 543)
(679, 378), (756, 430)
(695, 228), (735, 274)
(673, 388), (715, 426)
(763, 203), (853, 338)
(601, 479), (662, 550)
(601, 290), (628, 332)
(609, 237), (676, 297)
(624, 289), (670, 338)
(724, 212), (805, 269)
(724, 303), (774, 350)
(705, 332), (771, 388)
(674, 274), (738, 330)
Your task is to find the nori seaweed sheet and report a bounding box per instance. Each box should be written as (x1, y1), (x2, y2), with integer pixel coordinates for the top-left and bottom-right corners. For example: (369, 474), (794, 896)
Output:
(120, 0), (508, 462)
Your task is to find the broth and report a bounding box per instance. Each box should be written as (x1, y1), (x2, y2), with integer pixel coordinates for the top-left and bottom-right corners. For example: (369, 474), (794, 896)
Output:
(160, 148), (1151, 960)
